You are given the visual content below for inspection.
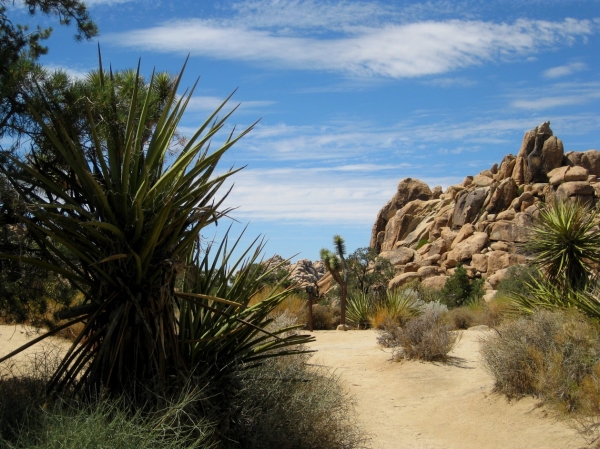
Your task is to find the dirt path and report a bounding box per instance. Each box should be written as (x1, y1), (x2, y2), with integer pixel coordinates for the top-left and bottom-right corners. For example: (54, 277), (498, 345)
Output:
(308, 328), (592, 449)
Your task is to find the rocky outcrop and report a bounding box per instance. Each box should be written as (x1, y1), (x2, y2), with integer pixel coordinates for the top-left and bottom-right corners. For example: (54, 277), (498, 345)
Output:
(262, 256), (325, 289)
(370, 121), (600, 293)
(370, 178), (432, 252)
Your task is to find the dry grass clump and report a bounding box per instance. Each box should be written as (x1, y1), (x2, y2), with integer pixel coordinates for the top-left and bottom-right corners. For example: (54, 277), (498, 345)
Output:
(233, 352), (370, 449)
(480, 309), (600, 419)
(312, 304), (339, 330)
(378, 309), (459, 362)
(444, 299), (509, 330)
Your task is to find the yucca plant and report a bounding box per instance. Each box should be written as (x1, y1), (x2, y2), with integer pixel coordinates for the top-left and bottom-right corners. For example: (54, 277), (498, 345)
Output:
(178, 230), (314, 375)
(0, 60), (252, 397)
(510, 199), (600, 318)
(524, 199), (600, 291)
(346, 291), (375, 329)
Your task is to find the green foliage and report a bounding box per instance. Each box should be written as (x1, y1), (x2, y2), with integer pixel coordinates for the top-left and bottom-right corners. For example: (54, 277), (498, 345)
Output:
(346, 291), (375, 329)
(495, 265), (541, 298)
(416, 238), (429, 249)
(0, 60), (252, 396)
(179, 231), (314, 376)
(346, 247), (395, 296)
(0, 394), (214, 449)
(0, 0), (98, 143)
(321, 235), (348, 326)
(524, 199), (600, 291)
(440, 264), (484, 308)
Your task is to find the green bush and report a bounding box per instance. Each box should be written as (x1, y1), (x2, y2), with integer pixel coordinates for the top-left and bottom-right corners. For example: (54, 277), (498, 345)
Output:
(495, 265), (540, 298)
(440, 264), (484, 308)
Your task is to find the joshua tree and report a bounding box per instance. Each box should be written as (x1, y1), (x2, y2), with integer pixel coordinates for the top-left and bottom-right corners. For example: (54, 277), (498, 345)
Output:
(320, 235), (348, 328)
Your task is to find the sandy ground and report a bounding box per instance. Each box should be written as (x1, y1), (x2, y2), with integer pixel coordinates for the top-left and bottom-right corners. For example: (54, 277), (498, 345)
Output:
(0, 325), (70, 375)
(307, 327), (594, 449)
(1, 324), (594, 448)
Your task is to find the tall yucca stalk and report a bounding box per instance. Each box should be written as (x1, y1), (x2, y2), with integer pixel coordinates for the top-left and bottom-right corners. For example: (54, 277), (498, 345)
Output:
(320, 234), (348, 327)
(0, 60), (252, 396)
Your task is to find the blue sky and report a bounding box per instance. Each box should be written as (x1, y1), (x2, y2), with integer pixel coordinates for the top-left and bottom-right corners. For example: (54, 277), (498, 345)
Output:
(15, 0), (600, 261)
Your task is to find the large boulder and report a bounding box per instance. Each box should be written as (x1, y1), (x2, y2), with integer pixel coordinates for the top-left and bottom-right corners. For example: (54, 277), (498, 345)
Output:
(452, 188), (487, 228)
(489, 220), (529, 243)
(555, 181), (594, 203)
(519, 122), (564, 183)
(380, 199), (441, 251)
(370, 178), (432, 249)
(494, 155), (516, 181)
(446, 232), (489, 262)
(389, 272), (421, 290)
(566, 150), (600, 178)
(288, 259), (324, 287)
(420, 275), (448, 291)
(379, 247), (415, 266)
(487, 178), (517, 213)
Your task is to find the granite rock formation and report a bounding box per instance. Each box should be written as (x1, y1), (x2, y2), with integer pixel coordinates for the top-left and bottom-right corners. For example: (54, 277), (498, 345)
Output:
(370, 122), (599, 299)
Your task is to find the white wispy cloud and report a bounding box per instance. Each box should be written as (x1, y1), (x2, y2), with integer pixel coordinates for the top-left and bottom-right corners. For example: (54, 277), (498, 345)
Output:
(44, 64), (91, 80)
(543, 61), (587, 78)
(423, 77), (477, 88)
(107, 18), (596, 79)
(220, 167), (460, 223)
(186, 96), (276, 113)
(509, 82), (600, 110)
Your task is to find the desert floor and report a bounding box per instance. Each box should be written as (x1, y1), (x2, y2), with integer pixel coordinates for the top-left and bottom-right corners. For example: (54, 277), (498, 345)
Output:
(307, 327), (594, 449)
(1, 324), (596, 449)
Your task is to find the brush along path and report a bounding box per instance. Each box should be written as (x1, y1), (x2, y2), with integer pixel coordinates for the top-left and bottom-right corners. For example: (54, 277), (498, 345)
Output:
(307, 328), (590, 449)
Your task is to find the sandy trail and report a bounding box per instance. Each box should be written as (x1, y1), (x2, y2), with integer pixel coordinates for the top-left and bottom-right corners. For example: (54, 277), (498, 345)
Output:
(308, 328), (592, 449)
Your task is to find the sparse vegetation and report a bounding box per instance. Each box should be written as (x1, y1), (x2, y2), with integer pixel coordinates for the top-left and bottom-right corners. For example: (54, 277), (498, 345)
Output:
(440, 263), (485, 308)
(480, 309), (600, 412)
(378, 308), (458, 361)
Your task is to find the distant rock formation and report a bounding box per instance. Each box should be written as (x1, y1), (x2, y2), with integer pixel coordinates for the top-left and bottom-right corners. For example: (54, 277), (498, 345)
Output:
(261, 256), (325, 289)
(370, 121), (600, 298)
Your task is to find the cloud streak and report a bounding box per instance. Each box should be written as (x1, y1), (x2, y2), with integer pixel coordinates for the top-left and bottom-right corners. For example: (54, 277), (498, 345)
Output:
(543, 61), (587, 78)
(108, 18), (596, 79)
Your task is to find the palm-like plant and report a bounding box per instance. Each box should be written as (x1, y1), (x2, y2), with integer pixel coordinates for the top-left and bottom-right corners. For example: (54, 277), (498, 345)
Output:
(179, 231), (314, 375)
(511, 199), (600, 318)
(524, 199), (600, 291)
(320, 235), (348, 327)
(0, 61), (251, 396)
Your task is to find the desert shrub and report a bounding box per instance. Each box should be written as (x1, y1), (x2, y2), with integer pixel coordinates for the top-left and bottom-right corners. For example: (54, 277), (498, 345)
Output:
(444, 299), (508, 330)
(312, 304), (338, 330)
(445, 306), (477, 330)
(480, 309), (600, 409)
(377, 309), (459, 361)
(232, 352), (370, 449)
(439, 264), (484, 308)
(495, 265), (540, 299)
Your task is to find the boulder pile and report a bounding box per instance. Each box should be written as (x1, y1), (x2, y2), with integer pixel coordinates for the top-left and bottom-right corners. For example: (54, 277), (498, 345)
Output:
(370, 122), (600, 299)
(261, 255), (325, 289)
